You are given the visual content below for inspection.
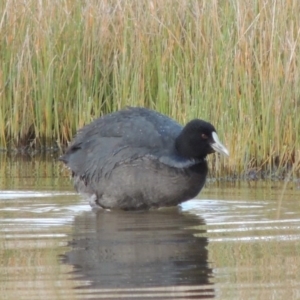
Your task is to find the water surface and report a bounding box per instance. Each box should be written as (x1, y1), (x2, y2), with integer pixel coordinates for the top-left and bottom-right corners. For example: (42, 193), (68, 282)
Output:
(0, 154), (300, 299)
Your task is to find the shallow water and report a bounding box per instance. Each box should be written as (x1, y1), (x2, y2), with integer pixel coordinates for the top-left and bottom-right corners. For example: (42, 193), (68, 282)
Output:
(0, 154), (300, 299)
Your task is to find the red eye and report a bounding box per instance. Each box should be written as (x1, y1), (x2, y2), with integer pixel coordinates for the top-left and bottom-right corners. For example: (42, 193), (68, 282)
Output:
(201, 133), (208, 139)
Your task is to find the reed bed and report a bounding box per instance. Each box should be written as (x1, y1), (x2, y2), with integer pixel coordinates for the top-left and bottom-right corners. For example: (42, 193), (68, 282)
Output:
(0, 0), (299, 178)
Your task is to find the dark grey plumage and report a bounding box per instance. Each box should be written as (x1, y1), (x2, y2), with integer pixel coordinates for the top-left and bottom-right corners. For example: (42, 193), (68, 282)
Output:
(59, 107), (228, 210)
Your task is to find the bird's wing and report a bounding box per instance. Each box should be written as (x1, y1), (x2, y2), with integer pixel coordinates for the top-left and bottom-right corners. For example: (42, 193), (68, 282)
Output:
(59, 107), (184, 181)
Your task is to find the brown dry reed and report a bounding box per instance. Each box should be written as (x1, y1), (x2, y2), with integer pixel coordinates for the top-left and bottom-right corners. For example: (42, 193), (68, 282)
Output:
(0, 0), (299, 178)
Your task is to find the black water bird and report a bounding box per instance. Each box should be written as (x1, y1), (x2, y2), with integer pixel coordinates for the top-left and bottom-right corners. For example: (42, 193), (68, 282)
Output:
(59, 107), (229, 210)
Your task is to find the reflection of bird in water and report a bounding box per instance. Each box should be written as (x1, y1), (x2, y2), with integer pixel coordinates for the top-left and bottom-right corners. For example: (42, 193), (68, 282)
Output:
(61, 208), (214, 298)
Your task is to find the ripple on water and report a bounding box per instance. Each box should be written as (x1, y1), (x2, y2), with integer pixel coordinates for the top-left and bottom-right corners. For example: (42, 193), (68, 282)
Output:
(1, 184), (300, 300)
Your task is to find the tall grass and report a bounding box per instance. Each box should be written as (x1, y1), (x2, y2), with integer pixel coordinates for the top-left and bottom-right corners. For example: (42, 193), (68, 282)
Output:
(0, 0), (299, 178)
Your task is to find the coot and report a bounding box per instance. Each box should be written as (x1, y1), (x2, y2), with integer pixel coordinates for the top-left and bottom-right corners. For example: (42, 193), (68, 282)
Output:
(59, 107), (228, 210)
